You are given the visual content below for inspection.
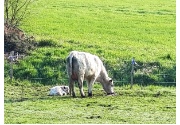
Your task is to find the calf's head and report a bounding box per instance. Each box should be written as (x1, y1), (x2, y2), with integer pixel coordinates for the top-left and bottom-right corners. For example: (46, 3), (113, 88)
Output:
(102, 78), (114, 95)
(61, 86), (70, 95)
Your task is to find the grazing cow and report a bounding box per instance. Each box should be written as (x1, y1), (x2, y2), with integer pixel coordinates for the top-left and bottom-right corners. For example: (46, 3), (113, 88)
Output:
(49, 86), (69, 96)
(66, 51), (114, 97)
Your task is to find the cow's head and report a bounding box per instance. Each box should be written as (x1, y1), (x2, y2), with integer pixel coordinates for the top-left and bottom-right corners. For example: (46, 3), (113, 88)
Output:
(102, 78), (114, 95)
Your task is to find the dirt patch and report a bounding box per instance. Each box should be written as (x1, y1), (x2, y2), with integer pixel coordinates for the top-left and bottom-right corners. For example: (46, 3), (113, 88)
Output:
(86, 115), (101, 119)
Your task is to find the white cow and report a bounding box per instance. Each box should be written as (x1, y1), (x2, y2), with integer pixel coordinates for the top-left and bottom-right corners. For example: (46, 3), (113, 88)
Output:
(49, 86), (69, 96)
(66, 51), (114, 97)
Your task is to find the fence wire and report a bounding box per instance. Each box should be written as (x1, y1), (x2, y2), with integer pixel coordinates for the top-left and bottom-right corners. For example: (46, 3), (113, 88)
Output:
(5, 53), (176, 87)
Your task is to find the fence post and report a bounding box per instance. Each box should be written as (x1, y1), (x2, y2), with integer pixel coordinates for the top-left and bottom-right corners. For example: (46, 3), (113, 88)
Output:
(10, 51), (14, 82)
(16, 52), (19, 60)
(21, 85), (24, 101)
(130, 57), (135, 89)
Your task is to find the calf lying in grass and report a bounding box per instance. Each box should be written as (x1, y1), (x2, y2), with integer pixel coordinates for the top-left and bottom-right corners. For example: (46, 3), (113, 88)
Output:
(49, 86), (69, 96)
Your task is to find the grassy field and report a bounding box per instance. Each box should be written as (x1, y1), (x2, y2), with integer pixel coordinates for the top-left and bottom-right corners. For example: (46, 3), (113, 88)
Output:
(21, 0), (175, 62)
(4, 0), (176, 85)
(4, 0), (176, 124)
(4, 83), (176, 124)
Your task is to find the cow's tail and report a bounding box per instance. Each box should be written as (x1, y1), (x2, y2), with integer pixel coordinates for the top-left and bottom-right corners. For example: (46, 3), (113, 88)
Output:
(67, 51), (77, 96)
(68, 51), (77, 76)
(69, 53), (73, 76)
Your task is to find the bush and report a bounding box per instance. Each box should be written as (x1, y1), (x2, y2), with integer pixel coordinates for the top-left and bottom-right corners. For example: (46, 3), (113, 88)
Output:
(4, 23), (37, 54)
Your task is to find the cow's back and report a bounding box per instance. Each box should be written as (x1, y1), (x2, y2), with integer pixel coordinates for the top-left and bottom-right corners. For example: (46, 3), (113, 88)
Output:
(66, 51), (102, 80)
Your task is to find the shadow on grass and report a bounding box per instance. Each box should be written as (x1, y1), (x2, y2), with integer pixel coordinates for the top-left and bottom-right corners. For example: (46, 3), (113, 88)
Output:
(110, 60), (176, 87)
(4, 95), (72, 103)
(5, 88), (175, 104)
(4, 90), (111, 103)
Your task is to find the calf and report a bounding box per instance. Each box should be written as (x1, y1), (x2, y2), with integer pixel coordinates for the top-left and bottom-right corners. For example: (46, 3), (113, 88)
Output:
(49, 86), (69, 96)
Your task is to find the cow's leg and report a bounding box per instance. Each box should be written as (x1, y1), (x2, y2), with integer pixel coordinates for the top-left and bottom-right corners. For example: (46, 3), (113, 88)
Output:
(78, 76), (85, 98)
(87, 83), (93, 97)
(88, 78), (96, 97)
(69, 80), (76, 97)
(72, 82), (76, 98)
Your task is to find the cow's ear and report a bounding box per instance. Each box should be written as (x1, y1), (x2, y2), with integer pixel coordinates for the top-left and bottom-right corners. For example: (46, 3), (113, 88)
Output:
(64, 86), (66, 89)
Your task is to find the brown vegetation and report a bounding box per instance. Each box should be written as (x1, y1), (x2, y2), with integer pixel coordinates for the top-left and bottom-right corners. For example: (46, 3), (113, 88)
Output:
(4, 23), (37, 54)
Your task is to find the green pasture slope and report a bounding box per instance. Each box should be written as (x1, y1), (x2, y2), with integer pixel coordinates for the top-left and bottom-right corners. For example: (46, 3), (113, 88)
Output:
(4, 0), (176, 124)
(4, 0), (176, 85)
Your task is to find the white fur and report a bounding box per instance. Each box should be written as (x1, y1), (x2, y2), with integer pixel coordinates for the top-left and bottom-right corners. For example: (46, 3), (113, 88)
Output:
(49, 86), (69, 96)
(66, 51), (114, 97)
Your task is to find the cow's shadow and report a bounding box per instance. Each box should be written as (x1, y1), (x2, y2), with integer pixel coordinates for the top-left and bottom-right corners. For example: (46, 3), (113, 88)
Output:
(4, 92), (114, 103)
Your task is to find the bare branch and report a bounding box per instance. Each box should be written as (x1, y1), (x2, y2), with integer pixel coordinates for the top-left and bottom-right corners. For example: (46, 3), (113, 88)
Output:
(15, 0), (32, 26)
(4, 0), (32, 26)
(4, 0), (9, 23)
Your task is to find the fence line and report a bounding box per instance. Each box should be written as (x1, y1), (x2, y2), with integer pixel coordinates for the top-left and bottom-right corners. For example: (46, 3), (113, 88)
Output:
(5, 52), (176, 87)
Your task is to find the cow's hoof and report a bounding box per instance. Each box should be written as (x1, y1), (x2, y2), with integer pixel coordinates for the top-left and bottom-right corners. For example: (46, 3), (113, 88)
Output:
(80, 93), (86, 98)
(107, 92), (115, 96)
(88, 93), (92, 97)
(81, 95), (86, 98)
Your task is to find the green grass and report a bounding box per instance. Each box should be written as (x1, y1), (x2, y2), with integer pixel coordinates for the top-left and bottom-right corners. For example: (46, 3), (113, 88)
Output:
(4, 0), (176, 123)
(4, 83), (176, 124)
(8, 0), (175, 85)
(21, 0), (175, 62)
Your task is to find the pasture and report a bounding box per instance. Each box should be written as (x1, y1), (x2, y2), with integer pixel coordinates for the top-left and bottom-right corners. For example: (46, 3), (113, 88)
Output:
(4, 0), (176, 124)
(4, 0), (176, 85)
(21, 0), (176, 63)
(4, 83), (176, 124)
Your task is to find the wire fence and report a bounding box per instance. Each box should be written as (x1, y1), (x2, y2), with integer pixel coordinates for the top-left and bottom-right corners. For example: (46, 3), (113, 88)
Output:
(5, 51), (176, 87)
(4, 51), (176, 102)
